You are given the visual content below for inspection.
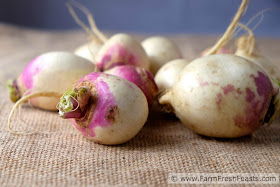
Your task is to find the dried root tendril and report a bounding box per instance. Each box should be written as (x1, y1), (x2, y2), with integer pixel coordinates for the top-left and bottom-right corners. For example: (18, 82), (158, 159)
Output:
(205, 0), (249, 56)
(66, 1), (108, 43)
(236, 23), (256, 56)
(8, 91), (62, 135)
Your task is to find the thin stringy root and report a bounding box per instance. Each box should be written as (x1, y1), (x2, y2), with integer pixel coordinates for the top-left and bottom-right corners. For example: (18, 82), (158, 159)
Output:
(205, 0), (249, 56)
(8, 91), (62, 135)
(237, 23), (256, 56)
(66, 1), (108, 43)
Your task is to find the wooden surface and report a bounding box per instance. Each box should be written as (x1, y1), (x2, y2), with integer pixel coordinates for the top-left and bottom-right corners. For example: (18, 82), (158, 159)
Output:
(0, 23), (280, 186)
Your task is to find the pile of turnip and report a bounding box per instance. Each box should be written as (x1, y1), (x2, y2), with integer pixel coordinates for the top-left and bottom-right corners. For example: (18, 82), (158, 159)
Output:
(6, 0), (280, 144)
(6, 3), (158, 143)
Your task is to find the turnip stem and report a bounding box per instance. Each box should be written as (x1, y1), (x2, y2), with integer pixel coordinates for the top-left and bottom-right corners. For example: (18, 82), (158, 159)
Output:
(205, 0), (249, 56)
(8, 91), (62, 135)
(57, 87), (91, 119)
(6, 79), (21, 102)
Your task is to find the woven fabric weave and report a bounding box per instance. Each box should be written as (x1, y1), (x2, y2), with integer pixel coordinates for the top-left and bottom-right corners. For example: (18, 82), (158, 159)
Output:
(0, 24), (279, 186)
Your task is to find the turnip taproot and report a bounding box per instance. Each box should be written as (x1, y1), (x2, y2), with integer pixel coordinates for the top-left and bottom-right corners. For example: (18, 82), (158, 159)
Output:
(141, 36), (182, 74)
(159, 54), (279, 137)
(203, 0), (249, 56)
(95, 33), (150, 71)
(57, 72), (148, 145)
(155, 59), (189, 91)
(104, 65), (158, 106)
(67, 2), (106, 63)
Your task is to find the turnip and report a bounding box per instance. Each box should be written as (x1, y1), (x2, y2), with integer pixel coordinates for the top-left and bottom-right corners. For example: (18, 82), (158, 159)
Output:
(235, 23), (280, 81)
(7, 52), (96, 133)
(57, 72), (148, 145)
(95, 33), (150, 71)
(7, 51), (96, 134)
(158, 0), (280, 137)
(154, 59), (189, 91)
(141, 36), (182, 74)
(104, 65), (158, 106)
(159, 54), (280, 138)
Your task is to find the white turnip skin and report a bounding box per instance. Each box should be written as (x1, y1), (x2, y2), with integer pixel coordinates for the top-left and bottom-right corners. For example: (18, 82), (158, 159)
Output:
(155, 59), (189, 91)
(159, 54), (279, 138)
(57, 72), (149, 145)
(141, 36), (182, 75)
(104, 65), (158, 107)
(7, 51), (96, 111)
(74, 41), (102, 63)
(95, 33), (150, 71)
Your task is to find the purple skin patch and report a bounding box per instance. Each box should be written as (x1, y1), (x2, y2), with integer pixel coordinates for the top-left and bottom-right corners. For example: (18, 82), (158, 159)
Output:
(251, 71), (272, 98)
(222, 84), (234, 95)
(20, 56), (44, 90)
(97, 44), (137, 71)
(199, 80), (209, 87)
(216, 93), (223, 108)
(234, 71), (272, 131)
(71, 72), (118, 138)
(245, 88), (255, 103)
(107, 65), (158, 105)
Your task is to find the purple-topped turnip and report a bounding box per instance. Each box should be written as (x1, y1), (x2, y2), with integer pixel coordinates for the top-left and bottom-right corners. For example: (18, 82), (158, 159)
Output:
(159, 54), (280, 138)
(57, 72), (149, 145)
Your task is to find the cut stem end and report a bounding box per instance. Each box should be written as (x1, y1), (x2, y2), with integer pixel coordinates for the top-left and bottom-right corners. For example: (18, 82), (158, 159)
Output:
(6, 79), (21, 102)
(57, 87), (91, 119)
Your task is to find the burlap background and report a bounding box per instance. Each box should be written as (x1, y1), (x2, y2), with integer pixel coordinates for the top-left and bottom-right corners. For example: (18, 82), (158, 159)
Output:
(0, 24), (279, 186)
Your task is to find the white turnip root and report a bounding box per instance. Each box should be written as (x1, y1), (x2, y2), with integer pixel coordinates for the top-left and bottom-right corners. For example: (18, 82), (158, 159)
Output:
(155, 59), (189, 91)
(7, 51), (96, 111)
(159, 54), (280, 138)
(57, 72), (148, 145)
(104, 65), (158, 106)
(141, 36), (182, 74)
(235, 24), (280, 82)
(95, 33), (150, 71)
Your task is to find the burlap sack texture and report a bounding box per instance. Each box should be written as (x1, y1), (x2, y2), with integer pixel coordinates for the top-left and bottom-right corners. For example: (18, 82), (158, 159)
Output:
(0, 24), (279, 186)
